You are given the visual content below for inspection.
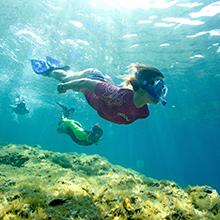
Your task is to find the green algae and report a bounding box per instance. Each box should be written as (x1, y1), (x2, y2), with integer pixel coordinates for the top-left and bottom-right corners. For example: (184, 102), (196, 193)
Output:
(0, 144), (219, 220)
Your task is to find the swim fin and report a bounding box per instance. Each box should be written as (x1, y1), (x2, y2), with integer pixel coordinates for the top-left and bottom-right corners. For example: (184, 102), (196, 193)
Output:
(46, 56), (61, 68)
(46, 56), (71, 71)
(31, 59), (50, 75)
(31, 57), (71, 75)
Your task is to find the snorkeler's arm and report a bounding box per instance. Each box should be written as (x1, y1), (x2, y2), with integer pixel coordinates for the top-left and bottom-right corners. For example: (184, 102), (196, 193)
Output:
(57, 78), (99, 93)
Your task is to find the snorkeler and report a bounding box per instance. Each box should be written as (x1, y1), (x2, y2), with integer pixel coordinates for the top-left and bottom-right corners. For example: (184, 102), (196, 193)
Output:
(56, 102), (103, 145)
(31, 57), (168, 124)
(57, 115), (103, 146)
(10, 96), (29, 115)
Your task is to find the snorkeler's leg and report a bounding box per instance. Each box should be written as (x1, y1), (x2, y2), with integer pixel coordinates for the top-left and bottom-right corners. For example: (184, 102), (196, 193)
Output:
(56, 102), (68, 111)
(49, 70), (70, 82)
(57, 102), (74, 118)
(76, 68), (114, 84)
(55, 68), (114, 84)
(68, 108), (75, 113)
(49, 69), (89, 83)
(62, 68), (97, 82)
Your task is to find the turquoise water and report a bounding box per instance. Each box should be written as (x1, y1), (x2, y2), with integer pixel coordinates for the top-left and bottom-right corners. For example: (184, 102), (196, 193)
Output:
(0, 0), (219, 191)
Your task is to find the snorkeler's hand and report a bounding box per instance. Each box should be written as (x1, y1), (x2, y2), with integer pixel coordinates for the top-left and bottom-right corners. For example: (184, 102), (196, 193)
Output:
(57, 83), (67, 93)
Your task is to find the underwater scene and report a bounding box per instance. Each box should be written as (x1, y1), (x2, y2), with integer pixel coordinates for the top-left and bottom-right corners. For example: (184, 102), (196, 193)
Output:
(0, 0), (220, 219)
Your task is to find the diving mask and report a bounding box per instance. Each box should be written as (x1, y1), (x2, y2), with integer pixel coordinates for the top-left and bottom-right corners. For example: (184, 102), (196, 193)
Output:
(141, 79), (168, 105)
(90, 125), (103, 143)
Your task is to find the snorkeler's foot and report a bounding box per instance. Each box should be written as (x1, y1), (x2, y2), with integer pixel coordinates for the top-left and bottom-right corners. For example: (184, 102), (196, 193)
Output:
(57, 83), (67, 93)
(59, 65), (71, 71)
(31, 57), (70, 76)
(46, 56), (71, 71)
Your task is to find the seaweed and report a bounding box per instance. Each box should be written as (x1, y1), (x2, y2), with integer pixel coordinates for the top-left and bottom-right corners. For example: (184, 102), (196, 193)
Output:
(0, 144), (219, 220)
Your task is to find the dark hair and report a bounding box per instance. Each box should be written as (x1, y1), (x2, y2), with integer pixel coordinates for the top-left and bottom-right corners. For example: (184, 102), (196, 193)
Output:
(126, 64), (164, 91)
(90, 125), (103, 143)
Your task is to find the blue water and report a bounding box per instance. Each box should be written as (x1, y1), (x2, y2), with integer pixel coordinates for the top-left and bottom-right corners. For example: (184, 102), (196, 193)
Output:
(0, 0), (220, 192)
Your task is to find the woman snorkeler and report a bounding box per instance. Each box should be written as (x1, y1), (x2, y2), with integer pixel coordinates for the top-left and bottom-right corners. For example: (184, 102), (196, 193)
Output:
(31, 57), (168, 124)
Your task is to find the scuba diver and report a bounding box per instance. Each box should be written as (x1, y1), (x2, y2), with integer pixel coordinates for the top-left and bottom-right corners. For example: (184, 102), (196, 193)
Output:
(57, 103), (103, 146)
(10, 96), (29, 115)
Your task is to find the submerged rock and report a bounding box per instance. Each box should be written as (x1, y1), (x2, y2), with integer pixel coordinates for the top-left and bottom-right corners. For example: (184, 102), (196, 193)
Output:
(0, 144), (219, 220)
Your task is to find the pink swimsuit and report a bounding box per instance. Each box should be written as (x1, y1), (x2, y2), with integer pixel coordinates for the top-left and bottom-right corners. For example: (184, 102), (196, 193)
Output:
(84, 82), (149, 124)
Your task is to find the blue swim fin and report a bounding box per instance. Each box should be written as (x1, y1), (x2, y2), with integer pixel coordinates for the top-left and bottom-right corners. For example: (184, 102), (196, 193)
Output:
(31, 59), (50, 75)
(31, 57), (71, 75)
(46, 56), (61, 68)
(46, 56), (71, 71)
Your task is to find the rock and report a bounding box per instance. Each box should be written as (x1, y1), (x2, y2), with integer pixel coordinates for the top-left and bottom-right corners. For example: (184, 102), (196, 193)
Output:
(0, 144), (219, 220)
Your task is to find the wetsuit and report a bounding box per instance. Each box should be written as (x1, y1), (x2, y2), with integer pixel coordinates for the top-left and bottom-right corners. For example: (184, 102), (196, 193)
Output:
(61, 117), (93, 146)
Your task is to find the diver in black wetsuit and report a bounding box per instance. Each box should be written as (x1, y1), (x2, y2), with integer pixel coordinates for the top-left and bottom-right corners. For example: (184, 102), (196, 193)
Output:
(10, 96), (29, 115)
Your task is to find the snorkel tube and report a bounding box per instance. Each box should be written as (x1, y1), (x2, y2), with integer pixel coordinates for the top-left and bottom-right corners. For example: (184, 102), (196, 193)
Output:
(150, 79), (168, 105)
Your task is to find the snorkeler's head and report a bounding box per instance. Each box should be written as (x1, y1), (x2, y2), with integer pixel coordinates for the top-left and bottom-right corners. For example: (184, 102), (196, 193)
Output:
(136, 65), (163, 80)
(90, 124), (103, 143)
(128, 64), (164, 90)
(127, 64), (167, 105)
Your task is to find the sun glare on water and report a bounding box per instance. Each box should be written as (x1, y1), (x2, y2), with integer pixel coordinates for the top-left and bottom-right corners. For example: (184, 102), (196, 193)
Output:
(90, 0), (178, 10)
